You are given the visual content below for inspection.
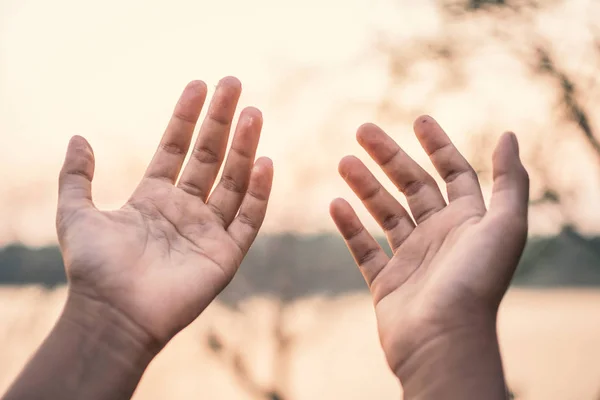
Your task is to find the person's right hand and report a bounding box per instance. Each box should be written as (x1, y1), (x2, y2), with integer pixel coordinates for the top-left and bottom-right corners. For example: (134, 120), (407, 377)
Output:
(56, 77), (273, 351)
(330, 116), (528, 399)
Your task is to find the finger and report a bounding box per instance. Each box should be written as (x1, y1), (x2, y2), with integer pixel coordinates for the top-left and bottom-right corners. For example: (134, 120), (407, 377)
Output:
(338, 156), (415, 252)
(329, 198), (390, 286)
(227, 157), (274, 255)
(413, 115), (485, 206)
(207, 107), (262, 227)
(144, 80), (208, 182)
(356, 123), (446, 224)
(178, 76), (242, 200)
(489, 132), (529, 223)
(57, 135), (96, 218)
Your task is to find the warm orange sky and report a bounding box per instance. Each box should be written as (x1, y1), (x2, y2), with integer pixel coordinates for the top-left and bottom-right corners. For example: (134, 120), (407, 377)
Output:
(1, 0), (599, 246)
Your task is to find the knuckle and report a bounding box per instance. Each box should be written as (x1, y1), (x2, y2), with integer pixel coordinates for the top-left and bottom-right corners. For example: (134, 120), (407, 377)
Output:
(381, 213), (402, 232)
(344, 224), (364, 241)
(361, 185), (382, 202)
(192, 146), (221, 164)
(357, 247), (379, 266)
(238, 212), (259, 230)
(402, 179), (427, 197)
(178, 181), (207, 198)
(248, 189), (268, 202)
(380, 147), (401, 167)
(220, 175), (246, 194)
(208, 203), (227, 225)
(159, 142), (187, 156)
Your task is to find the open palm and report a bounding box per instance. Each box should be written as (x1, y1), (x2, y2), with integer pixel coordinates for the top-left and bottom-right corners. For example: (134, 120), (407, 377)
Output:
(57, 77), (273, 346)
(330, 117), (528, 375)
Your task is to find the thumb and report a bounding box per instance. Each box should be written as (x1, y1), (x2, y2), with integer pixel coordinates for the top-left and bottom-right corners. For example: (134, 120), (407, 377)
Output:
(57, 135), (96, 217)
(488, 132), (529, 225)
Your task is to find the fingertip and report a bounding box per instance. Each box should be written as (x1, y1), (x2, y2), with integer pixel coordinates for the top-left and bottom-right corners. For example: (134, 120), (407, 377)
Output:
(329, 197), (351, 218)
(412, 115), (449, 150)
(60, 136), (95, 199)
(499, 131), (517, 146)
(357, 122), (379, 132)
(67, 135), (94, 160)
(242, 106), (262, 119)
(489, 131), (530, 221)
(241, 158), (273, 204)
(254, 156), (273, 170)
(491, 131), (529, 196)
(186, 80), (208, 94)
(218, 76), (242, 91)
(413, 114), (436, 131)
(240, 106), (263, 128)
(356, 122), (381, 145)
(252, 157), (274, 187)
(69, 134), (91, 148)
(329, 198), (365, 241)
(493, 131), (520, 164)
(176, 80), (208, 120)
(338, 155), (359, 176)
(330, 196), (348, 208)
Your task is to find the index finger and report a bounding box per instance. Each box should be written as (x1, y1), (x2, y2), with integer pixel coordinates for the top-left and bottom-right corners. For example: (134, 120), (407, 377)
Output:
(144, 80), (208, 182)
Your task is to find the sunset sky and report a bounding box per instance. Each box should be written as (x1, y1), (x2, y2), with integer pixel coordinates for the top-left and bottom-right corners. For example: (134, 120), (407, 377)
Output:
(1, 0), (599, 246)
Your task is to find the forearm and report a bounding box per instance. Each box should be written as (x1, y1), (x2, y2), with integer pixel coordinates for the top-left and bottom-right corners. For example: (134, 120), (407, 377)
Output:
(2, 291), (159, 400)
(396, 321), (508, 400)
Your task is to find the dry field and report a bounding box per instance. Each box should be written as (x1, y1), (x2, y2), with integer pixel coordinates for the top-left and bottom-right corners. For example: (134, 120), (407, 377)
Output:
(0, 287), (599, 400)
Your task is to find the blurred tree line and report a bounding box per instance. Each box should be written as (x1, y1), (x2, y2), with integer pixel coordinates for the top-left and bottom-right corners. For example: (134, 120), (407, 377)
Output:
(2, 228), (600, 300)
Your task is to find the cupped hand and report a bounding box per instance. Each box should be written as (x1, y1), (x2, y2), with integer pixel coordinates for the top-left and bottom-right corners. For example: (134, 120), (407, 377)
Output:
(330, 116), (528, 378)
(56, 77), (273, 348)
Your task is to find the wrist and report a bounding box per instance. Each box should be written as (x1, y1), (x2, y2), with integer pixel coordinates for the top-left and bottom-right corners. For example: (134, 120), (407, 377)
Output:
(3, 290), (161, 400)
(395, 315), (509, 400)
(60, 289), (161, 374)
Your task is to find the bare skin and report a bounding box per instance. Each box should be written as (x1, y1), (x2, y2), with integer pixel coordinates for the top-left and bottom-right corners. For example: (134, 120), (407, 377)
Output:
(3, 77), (274, 400)
(3, 83), (525, 400)
(330, 116), (528, 399)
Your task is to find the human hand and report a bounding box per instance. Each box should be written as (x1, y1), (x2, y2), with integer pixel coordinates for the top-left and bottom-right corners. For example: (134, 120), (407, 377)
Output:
(57, 77), (273, 351)
(330, 116), (528, 398)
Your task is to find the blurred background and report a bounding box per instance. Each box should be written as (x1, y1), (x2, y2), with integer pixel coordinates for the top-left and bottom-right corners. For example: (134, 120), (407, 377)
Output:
(1, 0), (600, 398)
